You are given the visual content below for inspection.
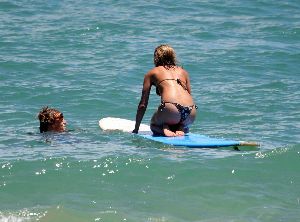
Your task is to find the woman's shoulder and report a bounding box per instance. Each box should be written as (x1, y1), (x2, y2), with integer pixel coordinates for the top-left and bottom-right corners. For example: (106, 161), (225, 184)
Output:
(176, 66), (187, 73)
(147, 66), (187, 78)
(150, 66), (164, 72)
(146, 66), (164, 77)
(176, 67), (189, 78)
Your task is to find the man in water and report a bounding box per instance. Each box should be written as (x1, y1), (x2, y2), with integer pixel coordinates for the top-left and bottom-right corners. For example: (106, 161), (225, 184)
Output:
(38, 106), (66, 133)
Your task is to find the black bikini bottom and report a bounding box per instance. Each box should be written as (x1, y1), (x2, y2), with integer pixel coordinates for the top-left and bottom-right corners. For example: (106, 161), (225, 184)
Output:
(159, 100), (198, 123)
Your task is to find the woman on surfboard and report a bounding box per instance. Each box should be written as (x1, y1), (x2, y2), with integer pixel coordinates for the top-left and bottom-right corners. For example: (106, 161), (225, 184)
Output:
(133, 44), (197, 137)
(38, 106), (67, 133)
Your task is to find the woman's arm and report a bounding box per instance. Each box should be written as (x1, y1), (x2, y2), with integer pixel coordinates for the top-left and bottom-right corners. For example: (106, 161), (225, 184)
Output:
(132, 72), (152, 134)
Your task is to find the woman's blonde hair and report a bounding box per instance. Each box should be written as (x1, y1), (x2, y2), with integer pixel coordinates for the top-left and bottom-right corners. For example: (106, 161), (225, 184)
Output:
(154, 44), (177, 68)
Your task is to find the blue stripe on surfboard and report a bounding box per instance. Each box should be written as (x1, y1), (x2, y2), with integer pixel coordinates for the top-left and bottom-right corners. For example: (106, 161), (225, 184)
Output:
(137, 133), (240, 148)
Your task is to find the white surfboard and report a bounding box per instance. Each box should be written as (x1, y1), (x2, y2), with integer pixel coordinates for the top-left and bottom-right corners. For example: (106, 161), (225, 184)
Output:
(99, 117), (151, 133)
(99, 117), (259, 148)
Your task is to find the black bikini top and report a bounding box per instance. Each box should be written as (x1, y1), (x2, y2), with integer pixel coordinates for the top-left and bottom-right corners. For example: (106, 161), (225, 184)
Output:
(156, 78), (188, 95)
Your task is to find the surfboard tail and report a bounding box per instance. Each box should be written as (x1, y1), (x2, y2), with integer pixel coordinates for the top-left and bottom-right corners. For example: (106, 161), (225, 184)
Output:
(238, 141), (260, 146)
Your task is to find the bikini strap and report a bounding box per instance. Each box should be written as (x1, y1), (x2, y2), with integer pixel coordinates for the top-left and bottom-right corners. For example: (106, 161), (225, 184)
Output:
(176, 78), (188, 91)
(161, 101), (197, 110)
(157, 78), (188, 92)
(157, 78), (177, 86)
(159, 101), (166, 111)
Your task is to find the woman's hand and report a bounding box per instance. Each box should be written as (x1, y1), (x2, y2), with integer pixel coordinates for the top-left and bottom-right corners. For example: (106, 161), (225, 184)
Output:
(132, 129), (138, 134)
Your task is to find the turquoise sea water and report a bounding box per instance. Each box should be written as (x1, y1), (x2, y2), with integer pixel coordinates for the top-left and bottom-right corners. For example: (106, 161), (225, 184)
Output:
(1, 0), (300, 221)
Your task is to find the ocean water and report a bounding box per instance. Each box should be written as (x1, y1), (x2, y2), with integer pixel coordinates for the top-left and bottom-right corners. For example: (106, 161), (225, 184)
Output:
(0, 0), (300, 221)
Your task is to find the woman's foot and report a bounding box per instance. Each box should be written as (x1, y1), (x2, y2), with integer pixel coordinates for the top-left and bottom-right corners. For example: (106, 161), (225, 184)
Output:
(174, 124), (185, 136)
(163, 124), (177, 137)
(163, 127), (176, 137)
(175, 130), (185, 136)
(151, 123), (184, 137)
